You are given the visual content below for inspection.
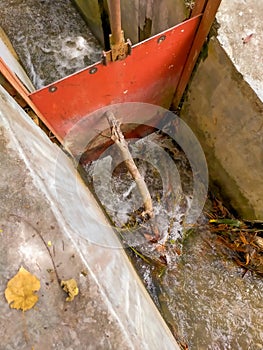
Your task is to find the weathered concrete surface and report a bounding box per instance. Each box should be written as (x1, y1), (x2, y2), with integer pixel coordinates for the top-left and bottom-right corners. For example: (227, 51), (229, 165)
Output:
(0, 86), (179, 349)
(217, 0), (263, 102)
(180, 37), (263, 219)
(179, 0), (263, 219)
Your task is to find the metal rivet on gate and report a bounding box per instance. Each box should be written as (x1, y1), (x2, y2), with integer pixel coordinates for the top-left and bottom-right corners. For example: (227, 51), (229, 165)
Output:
(157, 35), (166, 44)
(89, 67), (98, 74)
(49, 86), (57, 93)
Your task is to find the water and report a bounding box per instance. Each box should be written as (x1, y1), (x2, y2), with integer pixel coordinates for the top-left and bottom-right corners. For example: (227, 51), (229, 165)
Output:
(0, 0), (102, 89)
(1, 3), (263, 348)
(163, 231), (263, 349)
(85, 133), (263, 349)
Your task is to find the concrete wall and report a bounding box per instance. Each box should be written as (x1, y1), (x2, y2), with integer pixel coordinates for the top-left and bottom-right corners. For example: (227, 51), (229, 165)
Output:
(180, 37), (263, 219)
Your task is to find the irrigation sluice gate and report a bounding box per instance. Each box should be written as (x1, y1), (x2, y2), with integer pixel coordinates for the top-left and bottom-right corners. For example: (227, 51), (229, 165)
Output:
(4, 2), (262, 350)
(0, 0), (222, 159)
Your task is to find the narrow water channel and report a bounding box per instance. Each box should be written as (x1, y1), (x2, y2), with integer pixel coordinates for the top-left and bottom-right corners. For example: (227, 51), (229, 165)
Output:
(1, 1), (262, 349)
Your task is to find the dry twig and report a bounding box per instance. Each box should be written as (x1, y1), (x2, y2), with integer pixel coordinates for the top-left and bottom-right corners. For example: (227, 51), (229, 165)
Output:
(105, 111), (154, 219)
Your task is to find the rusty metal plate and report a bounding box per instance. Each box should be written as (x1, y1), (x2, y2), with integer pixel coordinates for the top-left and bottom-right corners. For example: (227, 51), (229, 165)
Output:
(29, 16), (201, 141)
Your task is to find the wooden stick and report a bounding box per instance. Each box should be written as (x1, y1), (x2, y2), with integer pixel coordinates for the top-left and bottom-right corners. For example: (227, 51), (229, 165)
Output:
(105, 111), (154, 219)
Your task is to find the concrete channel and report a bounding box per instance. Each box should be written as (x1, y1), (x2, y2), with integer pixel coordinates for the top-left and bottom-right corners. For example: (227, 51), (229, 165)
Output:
(0, 0), (262, 348)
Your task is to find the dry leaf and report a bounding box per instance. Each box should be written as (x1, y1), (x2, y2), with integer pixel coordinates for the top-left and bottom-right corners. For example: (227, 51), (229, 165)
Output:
(61, 279), (79, 301)
(5, 266), (40, 311)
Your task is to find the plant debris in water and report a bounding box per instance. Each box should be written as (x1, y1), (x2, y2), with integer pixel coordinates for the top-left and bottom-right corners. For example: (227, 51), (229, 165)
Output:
(208, 197), (263, 276)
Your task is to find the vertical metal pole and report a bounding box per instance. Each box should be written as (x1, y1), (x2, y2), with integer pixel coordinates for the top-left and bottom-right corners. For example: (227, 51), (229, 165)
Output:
(172, 0), (222, 107)
(107, 0), (123, 44)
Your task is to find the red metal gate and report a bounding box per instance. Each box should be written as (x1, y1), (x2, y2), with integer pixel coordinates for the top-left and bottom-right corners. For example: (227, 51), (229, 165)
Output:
(1, 0), (222, 148)
(29, 16), (201, 142)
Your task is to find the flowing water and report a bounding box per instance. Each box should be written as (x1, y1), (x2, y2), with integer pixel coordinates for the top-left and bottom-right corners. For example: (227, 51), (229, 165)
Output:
(85, 133), (263, 350)
(0, 0), (102, 89)
(1, 2), (263, 349)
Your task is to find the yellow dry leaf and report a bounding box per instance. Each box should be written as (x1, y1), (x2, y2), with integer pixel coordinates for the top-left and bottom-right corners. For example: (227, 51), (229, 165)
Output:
(5, 266), (40, 311)
(61, 279), (79, 302)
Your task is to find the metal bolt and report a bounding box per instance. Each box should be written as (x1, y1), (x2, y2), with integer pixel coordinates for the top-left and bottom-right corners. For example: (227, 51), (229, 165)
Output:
(89, 67), (98, 74)
(157, 35), (166, 44)
(49, 86), (57, 93)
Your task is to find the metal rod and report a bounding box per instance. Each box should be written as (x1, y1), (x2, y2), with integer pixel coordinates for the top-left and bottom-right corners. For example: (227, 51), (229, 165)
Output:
(107, 0), (122, 44)
(172, 0), (222, 107)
